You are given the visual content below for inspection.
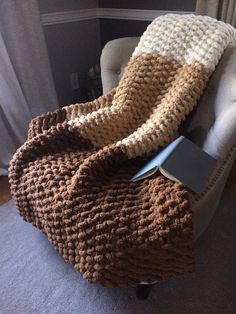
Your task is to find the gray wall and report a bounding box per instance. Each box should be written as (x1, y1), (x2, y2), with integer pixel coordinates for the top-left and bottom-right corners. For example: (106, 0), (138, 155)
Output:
(39, 0), (197, 104)
(43, 20), (101, 105)
(99, 0), (196, 47)
(38, 0), (98, 13)
(39, 0), (100, 105)
(99, 19), (148, 47)
(99, 0), (196, 11)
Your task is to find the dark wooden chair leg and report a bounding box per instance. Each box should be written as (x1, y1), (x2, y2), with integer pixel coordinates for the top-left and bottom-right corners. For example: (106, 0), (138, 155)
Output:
(135, 284), (155, 300)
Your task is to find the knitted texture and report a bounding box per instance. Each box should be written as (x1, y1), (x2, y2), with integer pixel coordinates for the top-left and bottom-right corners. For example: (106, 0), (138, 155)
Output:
(9, 15), (236, 287)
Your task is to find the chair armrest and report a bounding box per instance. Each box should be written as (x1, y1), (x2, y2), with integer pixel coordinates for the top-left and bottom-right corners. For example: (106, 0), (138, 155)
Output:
(183, 45), (236, 161)
(203, 106), (236, 160)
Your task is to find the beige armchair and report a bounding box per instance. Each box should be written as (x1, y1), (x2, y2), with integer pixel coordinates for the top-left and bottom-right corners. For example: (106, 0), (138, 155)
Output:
(100, 37), (236, 299)
(101, 37), (236, 241)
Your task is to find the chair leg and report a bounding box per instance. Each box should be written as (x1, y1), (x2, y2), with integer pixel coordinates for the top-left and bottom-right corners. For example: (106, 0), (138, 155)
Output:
(135, 284), (155, 300)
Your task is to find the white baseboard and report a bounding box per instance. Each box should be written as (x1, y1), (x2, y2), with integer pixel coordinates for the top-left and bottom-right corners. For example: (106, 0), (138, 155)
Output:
(41, 8), (193, 26)
(98, 8), (192, 21)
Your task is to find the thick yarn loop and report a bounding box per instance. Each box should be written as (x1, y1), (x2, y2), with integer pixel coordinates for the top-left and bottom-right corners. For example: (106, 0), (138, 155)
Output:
(9, 14), (236, 287)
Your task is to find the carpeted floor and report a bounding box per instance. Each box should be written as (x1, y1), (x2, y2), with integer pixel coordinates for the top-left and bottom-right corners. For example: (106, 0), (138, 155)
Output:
(0, 189), (236, 314)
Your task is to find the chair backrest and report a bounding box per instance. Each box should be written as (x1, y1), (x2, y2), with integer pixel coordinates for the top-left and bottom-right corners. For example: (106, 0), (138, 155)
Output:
(101, 37), (140, 94)
(100, 37), (236, 160)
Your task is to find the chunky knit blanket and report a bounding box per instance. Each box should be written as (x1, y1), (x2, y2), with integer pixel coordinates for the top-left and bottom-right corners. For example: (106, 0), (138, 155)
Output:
(9, 15), (236, 287)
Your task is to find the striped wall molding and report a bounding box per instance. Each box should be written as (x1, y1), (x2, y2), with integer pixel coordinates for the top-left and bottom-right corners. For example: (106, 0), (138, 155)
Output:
(41, 8), (193, 26)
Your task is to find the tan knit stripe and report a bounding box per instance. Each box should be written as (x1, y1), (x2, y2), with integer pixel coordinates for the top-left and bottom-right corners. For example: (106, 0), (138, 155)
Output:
(67, 53), (210, 156)
(118, 57), (211, 158)
(64, 88), (116, 121)
(67, 54), (185, 146)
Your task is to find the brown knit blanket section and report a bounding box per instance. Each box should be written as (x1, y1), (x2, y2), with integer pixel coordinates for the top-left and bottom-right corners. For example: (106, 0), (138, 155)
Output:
(9, 116), (194, 287)
(9, 15), (236, 287)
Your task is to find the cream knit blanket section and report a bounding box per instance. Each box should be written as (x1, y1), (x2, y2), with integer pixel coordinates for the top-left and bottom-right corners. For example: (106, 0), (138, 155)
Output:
(67, 14), (236, 158)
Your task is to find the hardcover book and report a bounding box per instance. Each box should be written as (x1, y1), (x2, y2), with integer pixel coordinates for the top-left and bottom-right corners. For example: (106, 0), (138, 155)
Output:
(131, 136), (216, 194)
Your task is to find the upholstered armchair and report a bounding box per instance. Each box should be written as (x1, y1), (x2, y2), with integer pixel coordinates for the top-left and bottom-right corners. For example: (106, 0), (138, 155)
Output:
(100, 37), (236, 299)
